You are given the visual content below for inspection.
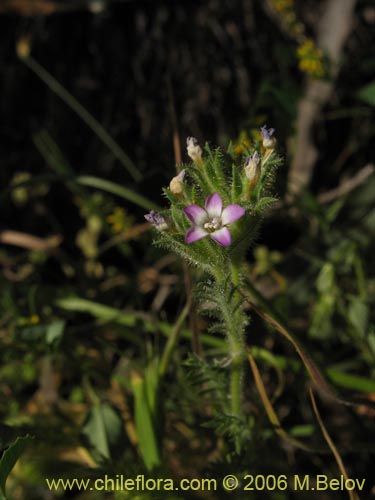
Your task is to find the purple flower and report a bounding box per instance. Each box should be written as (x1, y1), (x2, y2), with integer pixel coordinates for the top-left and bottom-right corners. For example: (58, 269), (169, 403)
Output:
(260, 125), (275, 141)
(144, 210), (168, 231)
(183, 193), (245, 247)
(260, 125), (276, 149)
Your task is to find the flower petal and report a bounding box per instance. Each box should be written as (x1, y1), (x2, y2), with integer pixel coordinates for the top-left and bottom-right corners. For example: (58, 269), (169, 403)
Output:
(205, 193), (222, 218)
(210, 227), (231, 247)
(221, 204), (245, 225)
(185, 226), (208, 244)
(183, 205), (207, 225)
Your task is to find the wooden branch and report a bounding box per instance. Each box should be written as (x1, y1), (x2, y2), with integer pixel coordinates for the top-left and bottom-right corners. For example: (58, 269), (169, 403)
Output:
(318, 164), (374, 204)
(287, 0), (358, 200)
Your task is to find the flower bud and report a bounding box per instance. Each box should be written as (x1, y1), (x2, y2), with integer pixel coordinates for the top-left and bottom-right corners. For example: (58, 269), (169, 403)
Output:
(169, 169), (186, 195)
(260, 125), (276, 149)
(244, 152), (261, 183)
(144, 211), (168, 231)
(186, 136), (203, 165)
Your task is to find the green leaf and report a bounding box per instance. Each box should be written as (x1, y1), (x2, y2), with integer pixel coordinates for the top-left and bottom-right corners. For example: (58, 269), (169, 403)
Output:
(357, 81), (375, 106)
(56, 297), (137, 327)
(131, 372), (161, 470)
(82, 404), (122, 461)
(76, 175), (158, 210)
(348, 297), (369, 337)
(46, 320), (65, 345)
(327, 368), (375, 393)
(231, 164), (243, 200)
(254, 197), (278, 213)
(310, 289), (336, 339)
(0, 435), (33, 500)
(226, 141), (235, 159)
(316, 263), (335, 293)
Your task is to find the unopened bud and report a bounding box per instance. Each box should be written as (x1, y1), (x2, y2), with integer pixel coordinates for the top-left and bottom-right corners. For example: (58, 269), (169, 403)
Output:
(144, 211), (168, 231)
(260, 125), (276, 149)
(169, 169), (186, 195)
(186, 136), (203, 165)
(244, 152), (261, 183)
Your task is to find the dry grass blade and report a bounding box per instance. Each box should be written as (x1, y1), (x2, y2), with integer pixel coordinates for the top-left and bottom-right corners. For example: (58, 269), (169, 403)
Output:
(247, 301), (335, 395)
(248, 351), (321, 452)
(309, 388), (360, 500)
(245, 299), (375, 409)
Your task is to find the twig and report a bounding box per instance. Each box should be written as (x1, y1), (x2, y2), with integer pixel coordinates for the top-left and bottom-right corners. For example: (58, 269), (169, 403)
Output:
(0, 230), (62, 251)
(317, 164), (374, 204)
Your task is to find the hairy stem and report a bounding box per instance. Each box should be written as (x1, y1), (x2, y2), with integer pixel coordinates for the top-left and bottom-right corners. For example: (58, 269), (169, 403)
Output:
(216, 267), (246, 419)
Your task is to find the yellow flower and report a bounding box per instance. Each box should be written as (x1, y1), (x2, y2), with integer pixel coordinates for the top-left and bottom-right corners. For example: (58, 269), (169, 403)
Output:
(297, 39), (326, 78)
(106, 207), (132, 234)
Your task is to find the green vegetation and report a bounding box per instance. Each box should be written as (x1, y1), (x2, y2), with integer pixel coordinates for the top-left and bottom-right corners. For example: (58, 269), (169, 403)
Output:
(0, 0), (374, 498)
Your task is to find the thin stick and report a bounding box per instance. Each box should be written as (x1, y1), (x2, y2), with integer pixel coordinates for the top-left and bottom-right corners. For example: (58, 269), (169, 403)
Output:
(318, 164), (374, 204)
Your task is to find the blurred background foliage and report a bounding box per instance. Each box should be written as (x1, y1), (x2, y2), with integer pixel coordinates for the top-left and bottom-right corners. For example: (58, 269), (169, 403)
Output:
(0, 0), (374, 498)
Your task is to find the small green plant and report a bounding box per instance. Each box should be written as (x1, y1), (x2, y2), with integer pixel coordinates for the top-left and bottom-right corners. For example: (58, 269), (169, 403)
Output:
(144, 127), (282, 447)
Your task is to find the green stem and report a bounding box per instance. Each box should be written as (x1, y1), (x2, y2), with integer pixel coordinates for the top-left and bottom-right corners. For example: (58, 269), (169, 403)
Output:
(159, 299), (191, 377)
(217, 269), (246, 419)
(230, 353), (243, 417)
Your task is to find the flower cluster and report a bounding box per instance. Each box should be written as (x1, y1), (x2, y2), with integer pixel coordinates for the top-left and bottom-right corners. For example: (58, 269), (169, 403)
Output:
(143, 127), (280, 429)
(268, 0), (328, 79)
(144, 126), (278, 254)
(297, 39), (326, 79)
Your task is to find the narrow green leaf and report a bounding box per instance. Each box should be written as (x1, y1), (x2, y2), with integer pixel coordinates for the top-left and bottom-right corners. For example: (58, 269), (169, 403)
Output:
(131, 372), (161, 470)
(0, 435), (33, 500)
(231, 164), (243, 200)
(56, 295), (226, 349)
(56, 297), (137, 327)
(226, 141), (235, 159)
(327, 368), (375, 393)
(76, 176), (158, 210)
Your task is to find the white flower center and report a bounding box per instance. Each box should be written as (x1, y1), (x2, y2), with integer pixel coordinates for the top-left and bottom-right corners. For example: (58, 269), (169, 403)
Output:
(204, 217), (221, 232)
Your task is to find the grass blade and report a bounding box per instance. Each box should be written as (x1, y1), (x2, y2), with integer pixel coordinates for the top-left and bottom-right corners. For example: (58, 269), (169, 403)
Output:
(131, 371), (161, 470)
(22, 55), (141, 181)
(248, 351), (321, 452)
(309, 389), (360, 500)
(76, 175), (158, 211)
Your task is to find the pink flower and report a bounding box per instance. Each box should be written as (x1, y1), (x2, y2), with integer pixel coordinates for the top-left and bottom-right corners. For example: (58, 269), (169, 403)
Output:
(183, 193), (245, 247)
